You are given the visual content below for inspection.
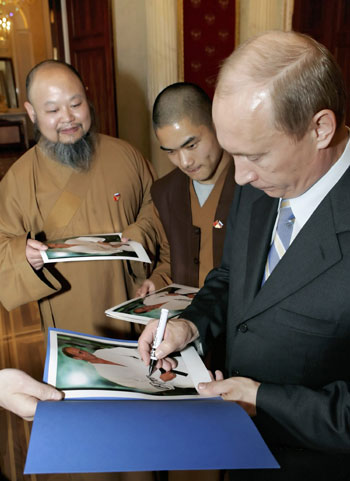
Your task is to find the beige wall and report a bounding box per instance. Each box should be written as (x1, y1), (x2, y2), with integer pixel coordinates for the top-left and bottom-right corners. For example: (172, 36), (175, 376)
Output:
(112, 0), (177, 177)
(238, 0), (294, 44)
(0, 0), (52, 111)
(24, 0), (52, 66)
(112, 0), (151, 162)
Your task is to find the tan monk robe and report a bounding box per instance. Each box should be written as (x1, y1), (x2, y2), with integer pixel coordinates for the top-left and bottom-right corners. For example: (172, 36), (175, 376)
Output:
(0, 134), (157, 339)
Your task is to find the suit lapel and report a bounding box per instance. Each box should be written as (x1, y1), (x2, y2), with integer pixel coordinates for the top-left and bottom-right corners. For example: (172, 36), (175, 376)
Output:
(243, 193), (343, 322)
(243, 193), (278, 306)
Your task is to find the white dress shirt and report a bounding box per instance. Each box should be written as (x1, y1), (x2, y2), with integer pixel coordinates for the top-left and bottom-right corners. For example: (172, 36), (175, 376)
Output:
(271, 133), (350, 245)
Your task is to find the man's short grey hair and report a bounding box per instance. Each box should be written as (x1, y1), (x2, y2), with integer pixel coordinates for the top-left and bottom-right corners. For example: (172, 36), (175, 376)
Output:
(216, 30), (346, 139)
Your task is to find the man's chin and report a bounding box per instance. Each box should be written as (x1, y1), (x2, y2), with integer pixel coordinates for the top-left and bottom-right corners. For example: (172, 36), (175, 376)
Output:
(39, 130), (95, 171)
(188, 170), (210, 183)
(58, 132), (85, 145)
(59, 139), (83, 145)
(191, 174), (215, 184)
(260, 187), (285, 198)
(41, 134), (84, 146)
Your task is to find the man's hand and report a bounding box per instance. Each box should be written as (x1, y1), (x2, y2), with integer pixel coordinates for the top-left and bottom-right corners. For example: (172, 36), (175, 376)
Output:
(0, 369), (63, 421)
(198, 371), (261, 417)
(26, 239), (48, 270)
(136, 279), (156, 298)
(138, 318), (199, 371)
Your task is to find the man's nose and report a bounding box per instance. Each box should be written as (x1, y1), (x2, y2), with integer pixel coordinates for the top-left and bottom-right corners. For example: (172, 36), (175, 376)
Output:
(234, 157), (258, 185)
(61, 106), (75, 123)
(179, 150), (194, 169)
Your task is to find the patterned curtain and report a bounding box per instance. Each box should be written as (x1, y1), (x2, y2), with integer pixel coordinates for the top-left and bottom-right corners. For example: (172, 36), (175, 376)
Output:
(183, 0), (236, 98)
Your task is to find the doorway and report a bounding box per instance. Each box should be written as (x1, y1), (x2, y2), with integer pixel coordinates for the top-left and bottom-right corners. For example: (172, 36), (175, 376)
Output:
(50, 0), (118, 137)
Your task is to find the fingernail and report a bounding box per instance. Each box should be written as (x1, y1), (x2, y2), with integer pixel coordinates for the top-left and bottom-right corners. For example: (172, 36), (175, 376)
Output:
(198, 383), (205, 390)
(155, 349), (163, 358)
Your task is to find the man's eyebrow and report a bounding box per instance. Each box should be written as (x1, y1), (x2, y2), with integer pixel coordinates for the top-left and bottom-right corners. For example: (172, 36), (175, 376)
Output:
(160, 136), (197, 152)
(231, 151), (266, 157)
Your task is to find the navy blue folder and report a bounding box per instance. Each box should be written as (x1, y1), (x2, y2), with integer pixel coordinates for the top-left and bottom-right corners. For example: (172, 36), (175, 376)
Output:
(24, 398), (279, 474)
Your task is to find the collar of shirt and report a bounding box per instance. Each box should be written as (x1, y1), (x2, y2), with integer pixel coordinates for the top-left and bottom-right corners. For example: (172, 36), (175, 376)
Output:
(193, 180), (215, 207)
(269, 131), (350, 246)
(289, 132), (350, 241)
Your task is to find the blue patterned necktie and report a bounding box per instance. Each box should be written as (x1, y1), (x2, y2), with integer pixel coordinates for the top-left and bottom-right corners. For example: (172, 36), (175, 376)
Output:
(262, 200), (295, 284)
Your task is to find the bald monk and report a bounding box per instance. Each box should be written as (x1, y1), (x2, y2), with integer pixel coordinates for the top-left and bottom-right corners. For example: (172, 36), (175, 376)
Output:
(137, 82), (235, 296)
(0, 60), (157, 338)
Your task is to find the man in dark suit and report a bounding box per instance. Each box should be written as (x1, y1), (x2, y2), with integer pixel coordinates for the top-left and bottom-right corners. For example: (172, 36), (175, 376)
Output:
(139, 30), (350, 480)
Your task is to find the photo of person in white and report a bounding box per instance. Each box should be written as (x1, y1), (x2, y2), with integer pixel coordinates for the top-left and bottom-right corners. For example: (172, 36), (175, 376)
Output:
(62, 345), (194, 394)
(46, 236), (136, 257)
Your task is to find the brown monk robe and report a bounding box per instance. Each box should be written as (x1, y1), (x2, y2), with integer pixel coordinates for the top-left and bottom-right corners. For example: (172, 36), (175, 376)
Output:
(0, 134), (157, 339)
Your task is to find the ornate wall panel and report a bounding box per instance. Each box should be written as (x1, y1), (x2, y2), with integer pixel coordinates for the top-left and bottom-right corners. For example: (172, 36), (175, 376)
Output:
(182, 0), (236, 98)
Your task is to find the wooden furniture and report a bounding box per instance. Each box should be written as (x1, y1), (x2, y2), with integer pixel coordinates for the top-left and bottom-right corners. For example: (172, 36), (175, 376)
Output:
(0, 109), (29, 149)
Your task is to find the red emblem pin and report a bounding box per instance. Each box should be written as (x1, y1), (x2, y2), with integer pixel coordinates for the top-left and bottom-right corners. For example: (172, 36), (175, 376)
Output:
(213, 220), (224, 229)
(113, 192), (121, 201)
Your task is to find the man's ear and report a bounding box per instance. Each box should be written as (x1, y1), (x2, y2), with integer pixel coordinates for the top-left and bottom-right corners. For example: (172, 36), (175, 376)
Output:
(24, 101), (36, 124)
(312, 109), (336, 149)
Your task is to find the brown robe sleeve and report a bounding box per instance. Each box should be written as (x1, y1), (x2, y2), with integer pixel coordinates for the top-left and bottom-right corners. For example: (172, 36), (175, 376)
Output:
(147, 203), (172, 289)
(0, 168), (61, 311)
(120, 147), (158, 286)
(121, 150), (157, 252)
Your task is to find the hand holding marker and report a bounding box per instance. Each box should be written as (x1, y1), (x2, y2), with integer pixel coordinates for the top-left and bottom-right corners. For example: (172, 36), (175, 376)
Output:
(148, 308), (169, 376)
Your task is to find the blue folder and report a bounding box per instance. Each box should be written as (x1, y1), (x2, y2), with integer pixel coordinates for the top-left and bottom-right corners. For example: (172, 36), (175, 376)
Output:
(24, 398), (279, 474)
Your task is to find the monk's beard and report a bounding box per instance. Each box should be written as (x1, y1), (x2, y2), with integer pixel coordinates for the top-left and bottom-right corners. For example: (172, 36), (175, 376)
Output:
(34, 102), (97, 171)
(36, 127), (96, 172)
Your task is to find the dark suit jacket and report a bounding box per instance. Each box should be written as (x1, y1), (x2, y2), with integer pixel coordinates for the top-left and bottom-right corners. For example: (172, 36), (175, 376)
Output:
(183, 166), (350, 479)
